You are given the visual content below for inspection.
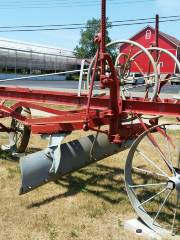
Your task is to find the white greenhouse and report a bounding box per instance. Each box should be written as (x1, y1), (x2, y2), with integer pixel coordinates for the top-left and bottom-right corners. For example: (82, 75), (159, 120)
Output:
(0, 38), (79, 73)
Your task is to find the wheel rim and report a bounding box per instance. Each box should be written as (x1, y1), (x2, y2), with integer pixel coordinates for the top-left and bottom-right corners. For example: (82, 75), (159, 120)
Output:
(125, 123), (180, 235)
(131, 47), (180, 99)
(10, 107), (31, 153)
(106, 40), (159, 101)
(87, 40), (158, 101)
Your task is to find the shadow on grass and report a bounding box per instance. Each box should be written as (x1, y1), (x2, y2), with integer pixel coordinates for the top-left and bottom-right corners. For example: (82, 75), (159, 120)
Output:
(0, 149), (19, 162)
(27, 163), (180, 235)
(27, 163), (126, 208)
(0, 147), (42, 162)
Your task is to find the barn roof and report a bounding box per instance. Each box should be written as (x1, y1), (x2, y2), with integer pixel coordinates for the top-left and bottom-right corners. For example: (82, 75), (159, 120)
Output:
(159, 30), (180, 47)
(120, 25), (180, 47)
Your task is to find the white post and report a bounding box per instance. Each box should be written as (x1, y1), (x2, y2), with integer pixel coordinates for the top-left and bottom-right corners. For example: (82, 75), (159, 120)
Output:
(78, 59), (85, 97)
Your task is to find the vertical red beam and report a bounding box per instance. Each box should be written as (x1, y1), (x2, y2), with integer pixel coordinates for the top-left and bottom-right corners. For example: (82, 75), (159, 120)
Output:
(100, 0), (106, 75)
(155, 14), (159, 60)
(100, 0), (121, 143)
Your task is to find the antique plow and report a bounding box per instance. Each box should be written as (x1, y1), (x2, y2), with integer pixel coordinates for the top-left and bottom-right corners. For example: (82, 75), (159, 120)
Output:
(0, 0), (179, 237)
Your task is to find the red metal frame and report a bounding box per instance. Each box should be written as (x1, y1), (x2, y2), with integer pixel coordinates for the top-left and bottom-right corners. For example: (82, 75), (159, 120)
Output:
(0, 0), (179, 145)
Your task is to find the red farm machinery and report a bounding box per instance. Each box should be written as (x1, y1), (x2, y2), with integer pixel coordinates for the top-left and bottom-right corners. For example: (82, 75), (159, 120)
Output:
(0, 0), (179, 237)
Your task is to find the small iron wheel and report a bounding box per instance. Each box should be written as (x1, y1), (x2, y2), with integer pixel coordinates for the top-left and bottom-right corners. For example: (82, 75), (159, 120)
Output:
(10, 107), (31, 153)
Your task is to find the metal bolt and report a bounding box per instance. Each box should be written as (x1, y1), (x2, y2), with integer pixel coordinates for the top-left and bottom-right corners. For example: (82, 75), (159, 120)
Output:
(167, 180), (175, 190)
(136, 229), (142, 234)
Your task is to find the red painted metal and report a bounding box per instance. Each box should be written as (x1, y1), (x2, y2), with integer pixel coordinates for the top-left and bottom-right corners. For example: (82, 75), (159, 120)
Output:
(85, 49), (100, 127)
(11, 101), (86, 115)
(122, 98), (180, 117)
(0, 86), (179, 137)
(0, 86), (109, 109)
(0, 0), (179, 145)
(100, 0), (106, 76)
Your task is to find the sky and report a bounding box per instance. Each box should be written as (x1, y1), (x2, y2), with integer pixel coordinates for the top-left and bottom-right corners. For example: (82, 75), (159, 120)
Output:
(0, 0), (179, 51)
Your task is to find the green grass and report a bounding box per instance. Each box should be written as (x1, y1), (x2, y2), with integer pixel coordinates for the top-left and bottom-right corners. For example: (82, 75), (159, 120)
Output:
(0, 131), (142, 240)
(0, 117), (179, 240)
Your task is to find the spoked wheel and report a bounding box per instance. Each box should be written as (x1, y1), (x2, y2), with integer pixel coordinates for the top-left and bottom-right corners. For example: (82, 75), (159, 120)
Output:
(106, 40), (159, 101)
(115, 52), (154, 100)
(87, 40), (158, 101)
(133, 47), (180, 101)
(115, 53), (130, 78)
(125, 123), (180, 236)
(115, 53), (131, 100)
(10, 107), (31, 153)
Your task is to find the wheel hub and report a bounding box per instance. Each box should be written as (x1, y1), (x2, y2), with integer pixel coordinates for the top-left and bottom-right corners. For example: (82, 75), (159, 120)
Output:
(168, 171), (180, 193)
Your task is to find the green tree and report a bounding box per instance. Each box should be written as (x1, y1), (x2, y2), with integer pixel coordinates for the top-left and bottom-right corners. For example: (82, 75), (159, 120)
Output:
(74, 18), (117, 59)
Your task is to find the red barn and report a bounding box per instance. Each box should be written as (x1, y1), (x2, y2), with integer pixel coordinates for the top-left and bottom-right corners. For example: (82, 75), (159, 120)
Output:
(119, 25), (180, 74)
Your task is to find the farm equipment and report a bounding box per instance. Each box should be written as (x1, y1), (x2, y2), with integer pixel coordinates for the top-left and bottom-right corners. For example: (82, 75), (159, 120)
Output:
(0, 0), (179, 237)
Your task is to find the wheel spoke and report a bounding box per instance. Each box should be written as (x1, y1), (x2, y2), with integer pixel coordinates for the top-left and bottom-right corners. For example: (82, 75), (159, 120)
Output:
(150, 139), (175, 175)
(146, 131), (175, 175)
(155, 50), (162, 67)
(133, 60), (144, 75)
(136, 148), (169, 177)
(130, 182), (167, 189)
(157, 126), (175, 149)
(171, 195), (179, 234)
(177, 143), (180, 169)
(132, 167), (168, 178)
(153, 190), (172, 224)
(122, 45), (133, 75)
(164, 132), (176, 176)
(138, 188), (167, 208)
(158, 125), (177, 176)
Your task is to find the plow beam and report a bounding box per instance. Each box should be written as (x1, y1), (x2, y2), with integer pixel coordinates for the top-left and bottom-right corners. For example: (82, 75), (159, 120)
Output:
(20, 133), (133, 195)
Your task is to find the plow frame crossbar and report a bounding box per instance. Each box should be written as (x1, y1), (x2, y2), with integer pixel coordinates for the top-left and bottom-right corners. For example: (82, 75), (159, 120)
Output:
(0, 86), (179, 136)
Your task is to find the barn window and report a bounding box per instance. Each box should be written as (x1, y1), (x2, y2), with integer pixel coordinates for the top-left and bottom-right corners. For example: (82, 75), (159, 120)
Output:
(145, 30), (152, 40)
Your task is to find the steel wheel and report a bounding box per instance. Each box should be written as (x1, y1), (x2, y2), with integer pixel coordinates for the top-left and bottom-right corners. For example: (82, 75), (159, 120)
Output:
(87, 40), (158, 101)
(114, 51), (156, 100)
(106, 40), (159, 101)
(10, 107), (31, 153)
(115, 53), (130, 79)
(125, 123), (180, 236)
(114, 53), (131, 100)
(132, 47), (180, 100)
